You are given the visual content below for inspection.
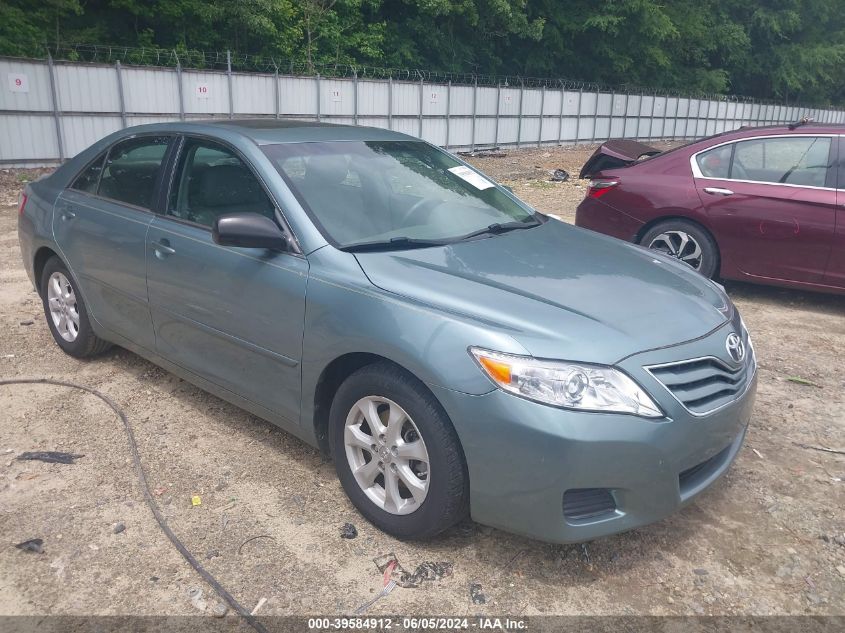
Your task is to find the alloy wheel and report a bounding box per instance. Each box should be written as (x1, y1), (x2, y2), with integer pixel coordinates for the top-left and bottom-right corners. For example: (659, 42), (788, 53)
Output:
(343, 396), (430, 515)
(648, 230), (703, 270)
(47, 272), (80, 342)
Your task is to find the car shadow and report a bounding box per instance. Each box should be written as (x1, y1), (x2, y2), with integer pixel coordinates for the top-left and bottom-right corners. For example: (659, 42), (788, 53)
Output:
(723, 279), (845, 314)
(104, 345), (723, 584)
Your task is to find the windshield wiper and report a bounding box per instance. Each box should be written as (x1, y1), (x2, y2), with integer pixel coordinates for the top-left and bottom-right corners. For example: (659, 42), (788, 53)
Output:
(456, 219), (542, 242)
(340, 236), (449, 252)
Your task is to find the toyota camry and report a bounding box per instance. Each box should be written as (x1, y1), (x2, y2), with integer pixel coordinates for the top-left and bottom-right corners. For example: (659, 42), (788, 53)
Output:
(18, 120), (757, 543)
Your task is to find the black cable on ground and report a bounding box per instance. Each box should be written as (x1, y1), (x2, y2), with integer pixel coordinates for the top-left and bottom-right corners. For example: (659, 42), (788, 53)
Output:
(0, 377), (269, 633)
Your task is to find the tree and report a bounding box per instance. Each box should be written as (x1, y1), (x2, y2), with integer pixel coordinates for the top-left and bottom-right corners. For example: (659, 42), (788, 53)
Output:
(1, 0), (843, 104)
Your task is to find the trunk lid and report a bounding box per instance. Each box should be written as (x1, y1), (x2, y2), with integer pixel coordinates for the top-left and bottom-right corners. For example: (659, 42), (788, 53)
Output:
(579, 139), (661, 179)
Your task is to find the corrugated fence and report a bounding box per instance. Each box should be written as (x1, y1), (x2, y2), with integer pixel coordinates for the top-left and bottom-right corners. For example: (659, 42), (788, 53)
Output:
(2, 55), (845, 166)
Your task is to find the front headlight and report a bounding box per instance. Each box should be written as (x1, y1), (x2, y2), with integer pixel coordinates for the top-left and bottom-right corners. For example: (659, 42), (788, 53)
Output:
(469, 347), (663, 418)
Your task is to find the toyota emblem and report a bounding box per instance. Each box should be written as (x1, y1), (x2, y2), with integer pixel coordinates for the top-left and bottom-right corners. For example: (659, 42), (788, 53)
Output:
(726, 333), (745, 363)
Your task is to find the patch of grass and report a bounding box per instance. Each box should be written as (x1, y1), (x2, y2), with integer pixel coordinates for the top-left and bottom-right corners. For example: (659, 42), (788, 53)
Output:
(528, 179), (557, 189)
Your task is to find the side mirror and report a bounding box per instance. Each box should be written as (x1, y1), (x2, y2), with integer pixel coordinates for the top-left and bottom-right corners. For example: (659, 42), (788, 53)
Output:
(212, 213), (290, 251)
(501, 184), (514, 193)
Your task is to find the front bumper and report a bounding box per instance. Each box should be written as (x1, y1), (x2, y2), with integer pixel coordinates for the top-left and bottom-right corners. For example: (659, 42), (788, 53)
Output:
(429, 321), (757, 544)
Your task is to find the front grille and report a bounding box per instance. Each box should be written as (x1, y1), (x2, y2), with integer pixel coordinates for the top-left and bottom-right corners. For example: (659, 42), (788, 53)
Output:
(646, 354), (753, 415)
(562, 488), (616, 521)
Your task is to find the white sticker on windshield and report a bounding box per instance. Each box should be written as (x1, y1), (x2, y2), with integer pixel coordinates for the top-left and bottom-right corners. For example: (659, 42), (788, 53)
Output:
(448, 165), (495, 190)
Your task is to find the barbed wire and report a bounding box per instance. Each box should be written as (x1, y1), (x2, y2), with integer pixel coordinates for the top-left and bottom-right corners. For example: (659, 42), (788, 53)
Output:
(27, 43), (839, 110)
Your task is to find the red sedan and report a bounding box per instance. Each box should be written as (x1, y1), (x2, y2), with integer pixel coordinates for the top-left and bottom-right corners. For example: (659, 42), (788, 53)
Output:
(575, 123), (844, 294)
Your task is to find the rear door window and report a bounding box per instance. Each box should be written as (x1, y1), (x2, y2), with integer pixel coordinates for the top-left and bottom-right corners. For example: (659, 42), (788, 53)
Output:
(732, 136), (832, 187)
(97, 136), (170, 209)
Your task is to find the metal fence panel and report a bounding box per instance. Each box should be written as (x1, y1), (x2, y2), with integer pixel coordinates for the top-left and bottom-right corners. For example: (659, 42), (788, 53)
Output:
(321, 78), (354, 117)
(359, 80), (388, 117)
(183, 70), (229, 115)
(279, 76), (316, 117)
(123, 68), (180, 114)
(422, 83), (449, 117)
(0, 113), (58, 160)
(0, 58), (53, 111)
(391, 81), (419, 117)
(449, 117), (473, 147)
(450, 85), (475, 116)
(55, 63), (119, 112)
(2, 55), (844, 165)
(232, 72), (275, 115)
(61, 115), (123, 157)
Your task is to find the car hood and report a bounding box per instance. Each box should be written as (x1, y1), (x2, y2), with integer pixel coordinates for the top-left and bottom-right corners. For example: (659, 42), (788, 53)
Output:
(354, 220), (730, 364)
(579, 139), (661, 178)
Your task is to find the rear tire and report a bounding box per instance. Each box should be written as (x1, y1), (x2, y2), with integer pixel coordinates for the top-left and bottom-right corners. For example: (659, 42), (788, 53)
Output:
(329, 362), (469, 540)
(639, 219), (719, 279)
(40, 257), (111, 358)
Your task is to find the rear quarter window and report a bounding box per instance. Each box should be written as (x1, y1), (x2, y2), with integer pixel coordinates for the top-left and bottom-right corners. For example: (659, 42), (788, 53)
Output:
(695, 145), (733, 179)
(71, 154), (107, 193)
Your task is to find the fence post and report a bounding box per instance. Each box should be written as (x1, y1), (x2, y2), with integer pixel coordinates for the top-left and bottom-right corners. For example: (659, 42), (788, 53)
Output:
(418, 73), (423, 137)
(648, 92), (657, 140)
(538, 84), (545, 147)
(316, 73), (321, 122)
(562, 84), (570, 145)
(661, 94), (669, 139)
(445, 80), (451, 149)
(471, 77), (478, 152)
(590, 89), (599, 143)
(516, 79), (524, 148)
(671, 96), (679, 139)
(354, 70), (360, 126)
(226, 50), (233, 119)
(175, 60), (185, 121)
(608, 89), (615, 139)
(622, 90), (630, 139)
(573, 86), (582, 144)
(115, 60), (127, 129)
(635, 91), (643, 140)
(387, 76), (393, 130)
(46, 53), (65, 162)
(494, 82), (501, 148)
(274, 69), (280, 119)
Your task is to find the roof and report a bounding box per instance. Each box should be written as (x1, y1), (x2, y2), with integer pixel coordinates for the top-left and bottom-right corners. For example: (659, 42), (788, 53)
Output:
(173, 118), (417, 145)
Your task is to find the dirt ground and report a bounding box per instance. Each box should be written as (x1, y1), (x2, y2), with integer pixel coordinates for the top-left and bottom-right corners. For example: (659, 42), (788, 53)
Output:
(1, 145), (844, 620)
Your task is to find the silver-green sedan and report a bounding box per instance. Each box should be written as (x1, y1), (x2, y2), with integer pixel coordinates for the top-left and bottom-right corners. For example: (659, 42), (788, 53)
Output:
(17, 120), (757, 543)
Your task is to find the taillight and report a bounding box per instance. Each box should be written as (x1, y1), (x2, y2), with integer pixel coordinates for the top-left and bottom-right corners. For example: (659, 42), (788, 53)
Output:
(587, 179), (618, 199)
(18, 192), (28, 216)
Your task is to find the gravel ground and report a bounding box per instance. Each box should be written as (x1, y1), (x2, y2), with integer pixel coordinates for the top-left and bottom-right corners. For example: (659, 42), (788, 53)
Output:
(1, 144), (844, 619)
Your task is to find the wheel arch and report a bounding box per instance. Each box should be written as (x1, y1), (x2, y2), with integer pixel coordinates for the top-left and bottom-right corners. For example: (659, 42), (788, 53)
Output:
(635, 214), (722, 276)
(311, 352), (447, 456)
(33, 246), (62, 297)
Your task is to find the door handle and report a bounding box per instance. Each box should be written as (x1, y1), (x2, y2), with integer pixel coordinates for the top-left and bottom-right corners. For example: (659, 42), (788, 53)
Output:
(703, 187), (734, 196)
(60, 208), (76, 221)
(150, 240), (176, 258)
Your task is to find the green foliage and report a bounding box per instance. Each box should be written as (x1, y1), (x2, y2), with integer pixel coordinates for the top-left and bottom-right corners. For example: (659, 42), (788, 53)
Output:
(0, 0), (843, 104)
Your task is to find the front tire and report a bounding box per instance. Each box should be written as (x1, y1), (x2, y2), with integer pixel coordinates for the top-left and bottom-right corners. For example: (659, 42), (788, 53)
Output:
(40, 257), (111, 358)
(639, 219), (719, 278)
(329, 362), (469, 540)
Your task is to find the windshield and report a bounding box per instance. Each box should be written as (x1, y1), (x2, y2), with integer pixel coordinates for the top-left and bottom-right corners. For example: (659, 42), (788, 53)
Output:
(262, 140), (538, 249)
